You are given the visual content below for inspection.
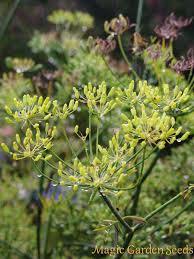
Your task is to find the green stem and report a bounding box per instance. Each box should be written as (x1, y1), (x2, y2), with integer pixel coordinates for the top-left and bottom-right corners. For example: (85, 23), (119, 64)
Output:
(43, 207), (53, 259)
(117, 35), (139, 79)
(37, 160), (45, 259)
(50, 150), (74, 170)
(64, 129), (76, 157)
(151, 199), (194, 234)
(115, 146), (145, 173)
(144, 191), (185, 222)
(135, 0), (144, 33)
(188, 75), (194, 91)
(122, 147), (157, 174)
(99, 189), (132, 233)
(129, 150), (160, 215)
(89, 111), (93, 160)
(0, 0), (21, 40)
(139, 145), (146, 176)
(96, 121), (99, 156)
(33, 161), (59, 184)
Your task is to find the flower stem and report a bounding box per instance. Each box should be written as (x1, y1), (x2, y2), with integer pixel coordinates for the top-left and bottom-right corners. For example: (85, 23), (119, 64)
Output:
(99, 189), (132, 233)
(89, 111), (93, 160)
(129, 150), (160, 215)
(144, 191), (185, 221)
(96, 121), (99, 156)
(37, 160), (45, 259)
(135, 0), (144, 33)
(151, 199), (194, 234)
(64, 129), (76, 157)
(43, 207), (53, 259)
(117, 35), (139, 79)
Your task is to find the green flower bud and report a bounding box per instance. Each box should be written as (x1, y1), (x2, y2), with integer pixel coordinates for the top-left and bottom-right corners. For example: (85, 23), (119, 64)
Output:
(44, 114), (52, 120)
(121, 113), (128, 121)
(73, 101), (79, 111)
(73, 185), (78, 191)
(1, 143), (10, 153)
(45, 142), (52, 150)
(74, 125), (79, 134)
(63, 104), (67, 113)
(73, 87), (80, 99)
(38, 96), (43, 106)
(180, 131), (190, 141)
(13, 142), (19, 151)
(16, 134), (21, 144)
(5, 106), (12, 115)
(44, 154), (52, 161)
(34, 154), (42, 161)
(69, 100), (75, 110)
(86, 128), (90, 135)
(157, 141), (165, 149)
(69, 175), (77, 182)
(51, 127), (57, 137)
(13, 154), (18, 160)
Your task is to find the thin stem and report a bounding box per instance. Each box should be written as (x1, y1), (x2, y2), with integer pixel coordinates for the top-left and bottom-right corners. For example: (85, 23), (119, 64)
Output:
(117, 35), (139, 79)
(151, 199), (194, 234)
(89, 112), (93, 160)
(64, 129), (76, 157)
(43, 207), (53, 259)
(33, 161), (59, 184)
(129, 150), (160, 215)
(144, 191), (185, 221)
(96, 121), (99, 156)
(188, 75), (194, 91)
(0, 0), (21, 40)
(50, 150), (74, 170)
(75, 125), (104, 158)
(135, 0), (144, 33)
(99, 189), (132, 233)
(139, 145), (146, 176)
(122, 146), (157, 174)
(36, 160), (45, 259)
(115, 146), (145, 173)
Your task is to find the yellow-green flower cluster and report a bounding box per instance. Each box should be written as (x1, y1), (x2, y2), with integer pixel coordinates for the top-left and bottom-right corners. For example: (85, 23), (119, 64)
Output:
(1, 79), (192, 193)
(58, 132), (136, 191)
(73, 82), (117, 117)
(139, 81), (190, 113)
(1, 124), (56, 161)
(48, 10), (94, 30)
(5, 95), (53, 125)
(52, 99), (79, 120)
(5, 94), (78, 125)
(117, 80), (191, 114)
(122, 104), (190, 149)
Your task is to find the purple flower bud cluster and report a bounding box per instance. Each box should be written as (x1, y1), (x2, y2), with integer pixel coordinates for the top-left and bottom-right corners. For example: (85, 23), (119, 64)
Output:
(154, 13), (193, 40)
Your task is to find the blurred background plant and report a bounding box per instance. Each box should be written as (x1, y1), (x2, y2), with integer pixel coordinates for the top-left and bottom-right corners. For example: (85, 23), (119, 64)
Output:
(0, 1), (193, 259)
